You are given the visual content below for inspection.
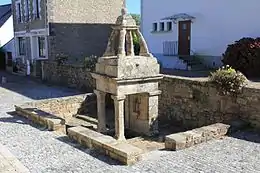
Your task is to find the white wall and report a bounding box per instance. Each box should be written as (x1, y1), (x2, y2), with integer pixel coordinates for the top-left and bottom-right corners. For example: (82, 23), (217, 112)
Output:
(141, 0), (260, 67)
(0, 16), (14, 48)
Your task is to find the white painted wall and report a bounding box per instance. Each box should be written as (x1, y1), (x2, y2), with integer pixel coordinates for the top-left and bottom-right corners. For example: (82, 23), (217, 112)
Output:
(141, 0), (260, 68)
(0, 16), (14, 48)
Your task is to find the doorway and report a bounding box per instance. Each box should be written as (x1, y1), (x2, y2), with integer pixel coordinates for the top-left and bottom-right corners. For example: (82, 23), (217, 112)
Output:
(178, 20), (191, 56)
(0, 51), (6, 70)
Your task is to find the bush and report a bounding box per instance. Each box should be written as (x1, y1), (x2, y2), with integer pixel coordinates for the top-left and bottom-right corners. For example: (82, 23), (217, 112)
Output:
(209, 65), (247, 95)
(132, 32), (140, 55)
(222, 37), (260, 77)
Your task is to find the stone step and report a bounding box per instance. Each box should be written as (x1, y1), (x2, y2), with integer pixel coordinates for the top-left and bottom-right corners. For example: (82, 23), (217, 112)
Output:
(74, 114), (98, 125)
(65, 117), (97, 134)
(67, 126), (143, 165)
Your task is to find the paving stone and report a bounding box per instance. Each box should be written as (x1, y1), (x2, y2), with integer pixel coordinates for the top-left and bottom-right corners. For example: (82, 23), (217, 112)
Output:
(1, 72), (260, 172)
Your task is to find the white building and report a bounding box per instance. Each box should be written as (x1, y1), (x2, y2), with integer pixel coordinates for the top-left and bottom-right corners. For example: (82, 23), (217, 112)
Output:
(0, 4), (14, 70)
(141, 0), (260, 69)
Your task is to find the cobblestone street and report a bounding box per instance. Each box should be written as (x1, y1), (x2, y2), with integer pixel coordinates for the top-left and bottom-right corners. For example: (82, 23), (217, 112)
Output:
(0, 72), (260, 173)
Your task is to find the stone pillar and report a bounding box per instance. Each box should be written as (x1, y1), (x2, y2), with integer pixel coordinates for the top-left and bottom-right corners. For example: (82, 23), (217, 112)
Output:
(136, 30), (152, 57)
(126, 31), (135, 56)
(148, 91), (162, 136)
(94, 90), (107, 133)
(103, 30), (116, 57)
(111, 95), (126, 141)
(125, 95), (130, 129)
(118, 28), (127, 57)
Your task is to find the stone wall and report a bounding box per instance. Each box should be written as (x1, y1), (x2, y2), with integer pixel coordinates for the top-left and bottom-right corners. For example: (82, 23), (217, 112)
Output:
(159, 75), (260, 130)
(47, 0), (124, 61)
(42, 61), (95, 91)
(40, 62), (260, 130)
(18, 94), (88, 119)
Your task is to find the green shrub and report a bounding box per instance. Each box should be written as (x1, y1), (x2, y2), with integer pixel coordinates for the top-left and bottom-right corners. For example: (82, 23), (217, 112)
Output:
(222, 37), (260, 77)
(83, 55), (98, 71)
(132, 32), (140, 55)
(209, 65), (247, 95)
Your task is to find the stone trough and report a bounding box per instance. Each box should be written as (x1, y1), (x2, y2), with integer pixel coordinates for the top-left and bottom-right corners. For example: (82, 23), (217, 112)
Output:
(165, 123), (231, 151)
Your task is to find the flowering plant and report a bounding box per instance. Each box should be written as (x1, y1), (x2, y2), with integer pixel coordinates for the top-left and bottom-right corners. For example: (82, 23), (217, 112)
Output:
(209, 65), (248, 95)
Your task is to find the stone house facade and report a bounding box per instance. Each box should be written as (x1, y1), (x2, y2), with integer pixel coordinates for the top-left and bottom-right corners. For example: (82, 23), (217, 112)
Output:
(12, 0), (124, 77)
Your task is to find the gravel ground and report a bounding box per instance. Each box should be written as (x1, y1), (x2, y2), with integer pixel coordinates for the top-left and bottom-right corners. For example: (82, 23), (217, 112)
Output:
(0, 72), (260, 173)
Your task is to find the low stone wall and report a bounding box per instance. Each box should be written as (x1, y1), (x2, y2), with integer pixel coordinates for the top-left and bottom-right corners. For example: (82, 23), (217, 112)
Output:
(165, 123), (230, 151)
(15, 106), (65, 131)
(42, 61), (95, 91)
(159, 75), (260, 130)
(16, 94), (90, 119)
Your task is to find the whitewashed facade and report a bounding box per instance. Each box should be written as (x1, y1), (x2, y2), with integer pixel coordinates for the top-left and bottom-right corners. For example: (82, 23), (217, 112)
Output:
(0, 16), (14, 55)
(141, 0), (260, 69)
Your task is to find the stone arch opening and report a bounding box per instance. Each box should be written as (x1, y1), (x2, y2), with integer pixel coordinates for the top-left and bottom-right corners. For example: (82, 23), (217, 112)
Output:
(105, 93), (115, 133)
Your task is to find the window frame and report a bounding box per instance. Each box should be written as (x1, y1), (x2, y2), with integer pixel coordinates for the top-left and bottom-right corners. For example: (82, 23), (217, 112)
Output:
(167, 21), (172, 31)
(153, 23), (158, 32)
(36, 0), (40, 19)
(38, 36), (46, 58)
(18, 37), (26, 56)
(17, 3), (22, 23)
(160, 22), (165, 31)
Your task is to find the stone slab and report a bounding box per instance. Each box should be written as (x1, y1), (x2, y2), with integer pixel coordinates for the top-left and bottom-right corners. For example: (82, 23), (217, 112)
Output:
(15, 105), (64, 131)
(165, 123), (231, 151)
(67, 126), (143, 165)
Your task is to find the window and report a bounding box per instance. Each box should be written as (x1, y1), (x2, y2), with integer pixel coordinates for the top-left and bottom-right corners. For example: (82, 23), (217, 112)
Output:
(38, 37), (46, 58)
(182, 23), (187, 30)
(36, 0), (40, 19)
(17, 3), (22, 23)
(25, 0), (29, 21)
(160, 22), (165, 31)
(18, 37), (26, 56)
(167, 22), (172, 31)
(7, 52), (12, 67)
(153, 23), (157, 32)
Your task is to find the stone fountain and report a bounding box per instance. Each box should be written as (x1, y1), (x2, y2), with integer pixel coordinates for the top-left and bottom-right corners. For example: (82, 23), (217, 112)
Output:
(91, 8), (163, 141)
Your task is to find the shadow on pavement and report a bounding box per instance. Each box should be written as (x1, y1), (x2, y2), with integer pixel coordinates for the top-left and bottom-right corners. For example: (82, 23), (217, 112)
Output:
(228, 129), (260, 144)
(55, 136), (123, 166)
(0, 71), (83, 100)
(3, 111), (49, 131)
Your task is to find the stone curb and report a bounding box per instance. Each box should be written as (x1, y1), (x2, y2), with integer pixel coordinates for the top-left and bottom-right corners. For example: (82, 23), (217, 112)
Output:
(67, 126), (143, 165)
(15, 105), (65, 131)
(165, 123), (231, 151)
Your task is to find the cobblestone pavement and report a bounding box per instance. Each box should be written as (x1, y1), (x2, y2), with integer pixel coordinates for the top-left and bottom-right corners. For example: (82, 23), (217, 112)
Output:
(0, 72), (260, 173)
(0, 143), (30, 173)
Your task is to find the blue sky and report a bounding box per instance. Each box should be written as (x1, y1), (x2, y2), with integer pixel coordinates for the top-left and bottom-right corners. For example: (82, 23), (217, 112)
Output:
(0, 0), (140, 14)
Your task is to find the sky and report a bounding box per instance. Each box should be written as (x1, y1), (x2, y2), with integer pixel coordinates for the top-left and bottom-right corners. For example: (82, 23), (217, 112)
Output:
(0, 0), (140, 14)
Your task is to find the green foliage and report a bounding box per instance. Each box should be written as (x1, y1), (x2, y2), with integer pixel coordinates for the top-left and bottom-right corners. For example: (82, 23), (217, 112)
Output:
(132, 31), (140, 55)
(55, 54), (68, 66)
(209, 65), (247, 95)
(222, 37), (260, 77)
(130, 14), (141, 26)
(83, 55), (98, 71)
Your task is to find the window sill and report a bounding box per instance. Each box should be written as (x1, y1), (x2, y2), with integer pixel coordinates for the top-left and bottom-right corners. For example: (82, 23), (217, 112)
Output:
(35, 57), (48, 60)
(151, 30), (173, 34)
